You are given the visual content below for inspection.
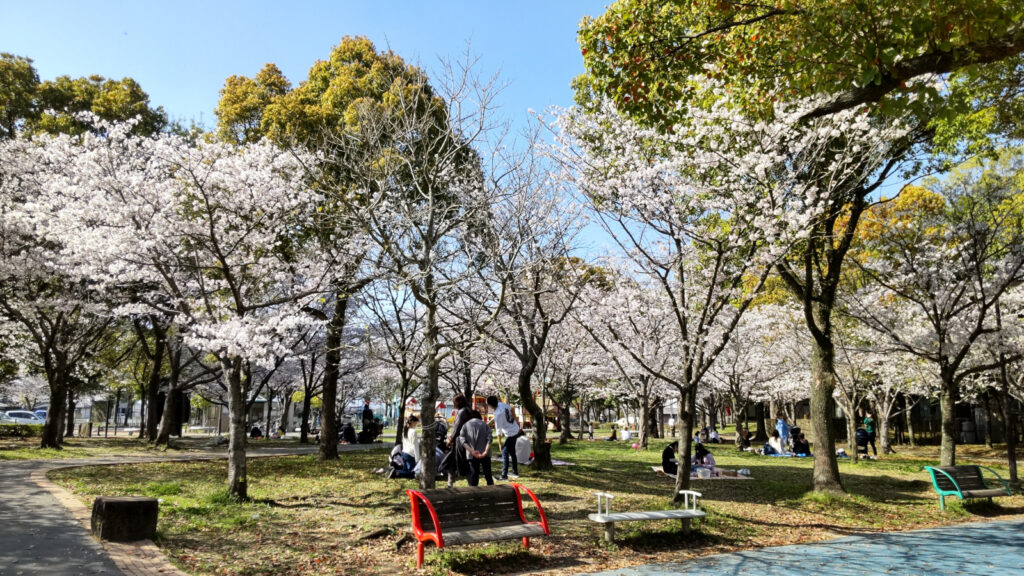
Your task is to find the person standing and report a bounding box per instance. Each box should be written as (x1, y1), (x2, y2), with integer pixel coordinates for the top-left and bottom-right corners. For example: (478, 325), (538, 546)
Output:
(486, 395), (522, 480)
(443, 395), (471, 487)
(776, 414), (790, 450)
(361, 399), (374, 429)
(459, 410), (494, 486)
(863, 410), (877, 456)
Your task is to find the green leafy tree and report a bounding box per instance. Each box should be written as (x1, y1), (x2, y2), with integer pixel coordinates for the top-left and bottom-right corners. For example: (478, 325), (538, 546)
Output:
(576, 0), (1023, 494)
(215, 36), (440, 461)
(577, 0), (1023, 125)
(31, 75), (167, 136)
(0, 53), (39, 139)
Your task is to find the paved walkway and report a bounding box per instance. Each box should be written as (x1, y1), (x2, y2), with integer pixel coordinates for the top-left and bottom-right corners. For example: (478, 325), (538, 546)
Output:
(0, 442), (364, 576)
(582, 518), (1024, 576)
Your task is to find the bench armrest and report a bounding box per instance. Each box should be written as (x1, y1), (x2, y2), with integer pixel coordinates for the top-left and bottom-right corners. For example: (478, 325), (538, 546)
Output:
(977, 465), (1012, 495)
(678, 490), (702, 511)
(924, 466), (963, 497)
(512, 483), (550, 535)
(406, 489), (444, 547)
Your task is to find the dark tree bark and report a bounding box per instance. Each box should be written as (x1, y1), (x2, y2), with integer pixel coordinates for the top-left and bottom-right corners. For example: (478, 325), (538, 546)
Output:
(319, 292), (350, 462)
(64, 391), (76, 438)
(222, 357), (248, 500)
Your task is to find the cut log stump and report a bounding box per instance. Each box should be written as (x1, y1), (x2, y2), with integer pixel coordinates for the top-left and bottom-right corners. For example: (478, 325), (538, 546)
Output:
(91, 496), (158, 542)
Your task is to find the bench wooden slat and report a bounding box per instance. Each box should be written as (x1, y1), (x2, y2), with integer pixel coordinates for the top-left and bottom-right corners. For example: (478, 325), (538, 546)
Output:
(443, 522), (547, 545)
(588, 510), (706, 523)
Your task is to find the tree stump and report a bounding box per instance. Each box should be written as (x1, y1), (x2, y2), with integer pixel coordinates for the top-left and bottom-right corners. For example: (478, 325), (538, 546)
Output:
(90, 496), (158, 542)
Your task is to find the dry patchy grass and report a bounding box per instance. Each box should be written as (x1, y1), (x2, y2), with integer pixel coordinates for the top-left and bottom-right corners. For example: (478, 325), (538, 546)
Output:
(49, 439), (1024, 576)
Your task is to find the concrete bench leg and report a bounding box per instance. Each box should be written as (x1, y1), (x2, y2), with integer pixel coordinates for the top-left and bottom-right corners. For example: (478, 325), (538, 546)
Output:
(603, 522), (615, 542)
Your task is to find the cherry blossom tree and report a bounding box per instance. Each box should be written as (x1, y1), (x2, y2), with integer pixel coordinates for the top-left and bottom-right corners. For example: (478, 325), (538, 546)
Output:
(557, 89), (902, 496)
(849, 159), (1024, 466)
(24, 120), (330, 499)
(0, 135), (116, 448)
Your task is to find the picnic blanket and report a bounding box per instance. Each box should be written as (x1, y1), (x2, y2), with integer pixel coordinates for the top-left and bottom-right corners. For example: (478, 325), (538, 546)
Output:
(651, 465), (752, 480)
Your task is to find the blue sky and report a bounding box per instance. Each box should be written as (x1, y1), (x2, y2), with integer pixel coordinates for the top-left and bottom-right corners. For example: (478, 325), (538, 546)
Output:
(1, 1), (608, 128)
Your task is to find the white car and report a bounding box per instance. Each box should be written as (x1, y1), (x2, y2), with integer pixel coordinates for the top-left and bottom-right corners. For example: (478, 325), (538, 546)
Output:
(4, 410), (43, 424)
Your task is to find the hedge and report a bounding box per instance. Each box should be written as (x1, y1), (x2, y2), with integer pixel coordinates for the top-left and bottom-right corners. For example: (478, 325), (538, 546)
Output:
(0, 423), (43, 438)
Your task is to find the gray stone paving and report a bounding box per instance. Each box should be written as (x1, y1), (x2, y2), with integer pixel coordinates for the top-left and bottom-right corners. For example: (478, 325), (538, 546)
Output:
(582, 518), (1024, 576)
(0, 442), (363, 576)
(0, 460), (119, 576)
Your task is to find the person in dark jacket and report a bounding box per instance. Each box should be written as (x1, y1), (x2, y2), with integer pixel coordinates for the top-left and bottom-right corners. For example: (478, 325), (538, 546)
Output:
(443, 395), (471, 486)
(662, 441), (679, 475)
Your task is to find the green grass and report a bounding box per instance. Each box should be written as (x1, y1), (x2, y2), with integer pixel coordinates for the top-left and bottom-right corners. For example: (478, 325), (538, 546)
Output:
(48, 438), (1024, 576)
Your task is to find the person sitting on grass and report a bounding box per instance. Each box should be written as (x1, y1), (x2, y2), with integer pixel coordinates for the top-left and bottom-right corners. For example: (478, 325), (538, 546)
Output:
(736, 427), (752, 450)
(662, 441), (679, 475)
(764, 429), (786, 455)
(691, 442), (716, 471)
(792, 432), (811, 456)
(605, 425), (617, 441)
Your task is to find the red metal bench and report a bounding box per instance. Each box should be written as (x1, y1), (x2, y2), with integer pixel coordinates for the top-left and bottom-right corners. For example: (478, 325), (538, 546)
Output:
(406, 483), (549, 569)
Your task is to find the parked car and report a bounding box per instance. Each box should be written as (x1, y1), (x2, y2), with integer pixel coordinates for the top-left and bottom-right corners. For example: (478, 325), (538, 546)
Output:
(4, 410), (43, 424)
(34, 409), (47, 421)
(0, 412), (13, 423)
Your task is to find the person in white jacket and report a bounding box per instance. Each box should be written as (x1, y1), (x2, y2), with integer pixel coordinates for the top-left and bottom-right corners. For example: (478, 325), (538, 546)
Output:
(486, 395), (522, 480)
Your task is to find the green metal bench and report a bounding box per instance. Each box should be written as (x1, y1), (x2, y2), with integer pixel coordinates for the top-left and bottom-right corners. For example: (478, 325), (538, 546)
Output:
(924, 465), (1011, 510)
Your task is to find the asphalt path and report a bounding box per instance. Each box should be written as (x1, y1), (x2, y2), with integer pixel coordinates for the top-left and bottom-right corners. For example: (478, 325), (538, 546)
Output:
(0, 459), (119, 576)
(582, 518), (1024, 576)
(0, 443), (345, 576)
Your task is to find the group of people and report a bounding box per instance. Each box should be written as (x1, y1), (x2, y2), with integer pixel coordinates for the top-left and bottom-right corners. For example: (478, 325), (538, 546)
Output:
(661, 441), (717, 476)
(387, 395), (524, 486)
(693, 426), (721, 444)
(761, 415), (811, 456)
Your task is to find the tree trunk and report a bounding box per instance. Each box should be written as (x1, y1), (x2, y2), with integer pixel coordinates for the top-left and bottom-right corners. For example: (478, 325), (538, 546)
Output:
(40, 377), (69, 449)
(55, 394), (67, 440)
(461, 354), (473, 399)
(998, 351), (1018, 486)
(154, 386), (177, 446)
(983, 390), (994, 448)
(639, 381), (651, 450)
(418, 318), (441, 489)
(136, 319), (166, 442)
(939, 375), (958, 467)
(264, 388), (274, 440)
(65, 391), (76, 438)
(879, 413), (894, 455)
(279, 392), (292, 436)
(845, 406), (859, 462)
(558, 402), (572, 444)
(673, 387), (696, 502)
(809, 336), (843, 492)
(753, 402), (768, 442)
(394, 401), (407, 446)
(519, 359), (552, 471)
(223, 357), (248, 501)
(906, 395), (917, 448)
(299, 392), (312, 444)
(319, 292), (350, 461)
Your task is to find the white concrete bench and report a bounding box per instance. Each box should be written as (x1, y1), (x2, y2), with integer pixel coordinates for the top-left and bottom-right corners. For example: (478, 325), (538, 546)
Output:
(587, 490), (705, 542)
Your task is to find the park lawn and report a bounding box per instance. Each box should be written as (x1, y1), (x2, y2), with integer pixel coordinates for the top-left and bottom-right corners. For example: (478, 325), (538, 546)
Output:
(0, 434), (307, 460)
(49, 440), (1024, 576)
